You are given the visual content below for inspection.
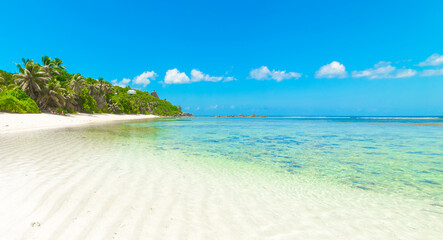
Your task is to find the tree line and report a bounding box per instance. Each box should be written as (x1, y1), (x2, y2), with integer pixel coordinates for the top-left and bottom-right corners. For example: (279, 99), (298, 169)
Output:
(0, 56), (182, 115)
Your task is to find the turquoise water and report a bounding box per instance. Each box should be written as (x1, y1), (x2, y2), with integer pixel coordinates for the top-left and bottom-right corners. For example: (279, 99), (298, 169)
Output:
(110, 117), (443, 201)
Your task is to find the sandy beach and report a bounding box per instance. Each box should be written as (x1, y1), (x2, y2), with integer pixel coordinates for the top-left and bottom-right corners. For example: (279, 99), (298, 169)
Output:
(0, 113), (158, 134)
(0, 116), (442, 239)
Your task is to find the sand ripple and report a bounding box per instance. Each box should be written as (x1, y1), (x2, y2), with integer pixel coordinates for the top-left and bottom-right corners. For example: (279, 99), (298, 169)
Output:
(0, 129), (442, 239)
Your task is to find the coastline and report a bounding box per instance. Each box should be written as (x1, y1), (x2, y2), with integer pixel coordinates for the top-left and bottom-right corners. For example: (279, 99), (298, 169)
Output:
(0, 116), (441, 239)
(0, 113), (158, 134)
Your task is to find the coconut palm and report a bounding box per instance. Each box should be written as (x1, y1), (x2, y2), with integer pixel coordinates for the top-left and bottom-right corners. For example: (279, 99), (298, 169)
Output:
(15, 58), (31, 73)
(38, 79), (65, 109)
(108, 102), (121, 113)
(87, 83), (96, 95)
(41, 56), (60, 77)
(69, 74), (85, 94)
(13, 61), (49, 100)
(96, 77), (111, 96)
(64, 92), (78, 111)
(53, 57), (66, 70)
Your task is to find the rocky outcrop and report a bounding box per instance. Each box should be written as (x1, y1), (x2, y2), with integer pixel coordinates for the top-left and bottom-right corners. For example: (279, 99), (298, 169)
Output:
(95, 96), (107, 110)
(150, 90), (159, 99)
(173, 112), (194, 117)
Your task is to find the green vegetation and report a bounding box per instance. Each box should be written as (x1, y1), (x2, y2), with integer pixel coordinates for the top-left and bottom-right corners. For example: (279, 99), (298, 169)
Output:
(0, 56), (184, 115)
(0, 89), (40, 113)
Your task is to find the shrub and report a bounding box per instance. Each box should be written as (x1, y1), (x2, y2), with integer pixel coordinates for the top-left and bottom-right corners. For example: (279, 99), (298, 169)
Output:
(79, 89), (98, 112)
(0, 89), (40, 113)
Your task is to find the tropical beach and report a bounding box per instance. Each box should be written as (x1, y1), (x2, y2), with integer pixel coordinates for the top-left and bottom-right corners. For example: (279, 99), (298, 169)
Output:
(1, 117), (442, 239)
(2, 0), (443, 239)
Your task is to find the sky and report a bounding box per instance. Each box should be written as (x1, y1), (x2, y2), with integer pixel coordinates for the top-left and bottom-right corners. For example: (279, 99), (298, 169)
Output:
(1, 0), (442, 116)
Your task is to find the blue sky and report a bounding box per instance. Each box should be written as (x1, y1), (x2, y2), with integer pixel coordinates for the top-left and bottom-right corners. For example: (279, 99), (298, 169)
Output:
(1, 0), (442, 116)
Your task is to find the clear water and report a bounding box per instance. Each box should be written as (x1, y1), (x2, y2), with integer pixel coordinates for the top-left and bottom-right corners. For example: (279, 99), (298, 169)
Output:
(107, 116), (443, 201)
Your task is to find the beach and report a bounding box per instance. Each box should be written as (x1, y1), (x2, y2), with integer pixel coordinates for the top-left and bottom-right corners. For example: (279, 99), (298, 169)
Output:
(0, 116), (442, 239)
(0, 113), (158, 134)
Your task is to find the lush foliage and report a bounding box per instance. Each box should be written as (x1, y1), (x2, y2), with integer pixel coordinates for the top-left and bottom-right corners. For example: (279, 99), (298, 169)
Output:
(0, 89), (40, 113)
(0, 56), (183, 115)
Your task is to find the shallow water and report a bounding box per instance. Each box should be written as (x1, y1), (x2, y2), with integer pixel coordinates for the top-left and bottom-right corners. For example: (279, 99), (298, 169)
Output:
(121, 117), (443, 201)
(1, 116), (442, 239)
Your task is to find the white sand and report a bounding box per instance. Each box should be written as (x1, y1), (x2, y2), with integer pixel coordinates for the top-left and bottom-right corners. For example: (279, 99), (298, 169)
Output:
(0, 116), (441, 239)
(0, 113), (157, 134)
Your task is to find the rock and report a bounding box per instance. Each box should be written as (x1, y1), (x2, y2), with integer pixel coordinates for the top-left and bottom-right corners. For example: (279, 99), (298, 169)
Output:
(172, 112), (194, 117)
(247, 114), (258, 117)
(238, 114), (245, 117)
(150, 90), (159, 99)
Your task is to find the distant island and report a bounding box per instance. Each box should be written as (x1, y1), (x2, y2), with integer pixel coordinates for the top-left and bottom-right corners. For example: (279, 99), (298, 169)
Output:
(0, 56), (192, 116)
(215, 114), (267, 117)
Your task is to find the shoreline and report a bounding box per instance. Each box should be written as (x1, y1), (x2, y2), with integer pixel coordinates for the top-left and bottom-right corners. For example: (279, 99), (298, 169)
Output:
(0, 113), (158, 134)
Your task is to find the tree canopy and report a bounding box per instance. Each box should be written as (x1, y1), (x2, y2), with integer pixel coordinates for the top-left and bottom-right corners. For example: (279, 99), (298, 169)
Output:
(0, 56), (183, 115)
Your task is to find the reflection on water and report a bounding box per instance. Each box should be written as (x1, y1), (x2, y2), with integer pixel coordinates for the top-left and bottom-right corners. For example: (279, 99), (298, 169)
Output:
(84, 117), (442, 201)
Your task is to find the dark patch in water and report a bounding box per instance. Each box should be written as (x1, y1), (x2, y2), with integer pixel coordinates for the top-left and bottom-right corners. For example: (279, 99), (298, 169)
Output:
(421, 180), (440, 185)
(365, 152), (387, 155)
(356, 186), (369, 190)
(363, 146), (377, 149)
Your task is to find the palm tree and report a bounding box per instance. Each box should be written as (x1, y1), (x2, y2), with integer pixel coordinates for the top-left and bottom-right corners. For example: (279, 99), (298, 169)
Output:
(13, 61), (49, 100)
(41, 56), (60, 77)
(53, 57), (66, 70)
(96, 77), (109, 96)
(87, 83), (96, 95)
(15, 58), (31, 73)
(69, 74), (85, 94)
(38, 79), (65, 109)
(108, 102), (121, 113)
(64, 92), (78, 111)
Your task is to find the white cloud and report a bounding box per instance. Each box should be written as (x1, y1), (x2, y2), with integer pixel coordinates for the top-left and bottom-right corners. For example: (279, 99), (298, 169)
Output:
(164, 69), (191, 84)
(224, 76), (236, 82)
(421, 68), (443, 77)
(133, 71), (157, 86)
(111, 78), (131, 87)
(418, 53), (443, 66)
(315, 61), (347, 78)
(249, 66), (301, 82)
(191, 69), (223, 82)
(164, 69), (234, 84)
(111, 71), (156, 87)
(352, 61), (417, 79)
